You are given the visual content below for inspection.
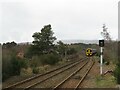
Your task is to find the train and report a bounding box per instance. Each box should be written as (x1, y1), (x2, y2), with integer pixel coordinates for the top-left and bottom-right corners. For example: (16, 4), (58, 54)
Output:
(86, 48), (97, 56)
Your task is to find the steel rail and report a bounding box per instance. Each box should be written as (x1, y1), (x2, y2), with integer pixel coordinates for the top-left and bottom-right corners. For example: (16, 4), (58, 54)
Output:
(3, 57), (86, 90)
(53, 60), (89, 90)
(74, 59), (95, 90)
(24, 59), (86, 90)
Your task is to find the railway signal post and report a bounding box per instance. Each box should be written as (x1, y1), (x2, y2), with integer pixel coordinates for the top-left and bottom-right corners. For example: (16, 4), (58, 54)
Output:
(99, 40), (104, 75)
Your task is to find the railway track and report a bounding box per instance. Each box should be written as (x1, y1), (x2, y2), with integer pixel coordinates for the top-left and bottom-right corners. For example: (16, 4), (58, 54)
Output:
(30, 58), (89, 89)
(3, 57), (88, 90)
(53, 57), (95, 90)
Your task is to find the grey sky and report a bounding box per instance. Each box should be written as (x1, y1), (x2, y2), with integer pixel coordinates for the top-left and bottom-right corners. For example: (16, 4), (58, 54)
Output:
(0, 0), (118, 43)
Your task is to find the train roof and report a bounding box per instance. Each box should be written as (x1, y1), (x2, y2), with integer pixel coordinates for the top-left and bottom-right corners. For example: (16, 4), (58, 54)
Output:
(86, 48), (96, 50)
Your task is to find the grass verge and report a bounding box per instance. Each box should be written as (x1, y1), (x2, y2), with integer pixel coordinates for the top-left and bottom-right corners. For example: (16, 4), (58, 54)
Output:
(95, 75), (116, 88)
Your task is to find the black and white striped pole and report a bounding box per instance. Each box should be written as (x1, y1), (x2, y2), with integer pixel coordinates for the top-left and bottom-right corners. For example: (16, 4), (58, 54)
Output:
(99, 40), (104, 75)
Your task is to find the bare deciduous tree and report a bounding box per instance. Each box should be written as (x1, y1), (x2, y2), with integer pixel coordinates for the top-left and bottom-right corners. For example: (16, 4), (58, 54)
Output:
(101, 24), (111, 41)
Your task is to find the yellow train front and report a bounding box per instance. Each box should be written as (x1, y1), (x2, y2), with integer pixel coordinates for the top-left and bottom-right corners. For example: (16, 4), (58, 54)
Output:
(86, 48), (97, 57)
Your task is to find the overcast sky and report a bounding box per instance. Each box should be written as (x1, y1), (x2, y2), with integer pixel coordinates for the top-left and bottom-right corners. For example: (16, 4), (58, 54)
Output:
(0, 0), (119, 43)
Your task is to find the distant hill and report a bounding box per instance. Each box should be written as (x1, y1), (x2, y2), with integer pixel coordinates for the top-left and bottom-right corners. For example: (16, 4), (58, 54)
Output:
(17, 40), (99, 45)
(55, 40), (98, 44)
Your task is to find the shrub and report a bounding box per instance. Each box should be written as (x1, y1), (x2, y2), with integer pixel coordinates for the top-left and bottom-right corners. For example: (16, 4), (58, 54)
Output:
(10, 56), (28, 75)
(30, 56), (41, 67)
(20, 67), (33, 76)
(114, 63), (120, 84)
(40, 53), (61, 65)
(2, 56), (28, 81)
(67, 48), (77, 55)
(33, 67), (40, 74)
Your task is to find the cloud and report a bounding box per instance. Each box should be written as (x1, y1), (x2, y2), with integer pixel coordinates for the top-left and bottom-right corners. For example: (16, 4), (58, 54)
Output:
(0, 0), (118, 43)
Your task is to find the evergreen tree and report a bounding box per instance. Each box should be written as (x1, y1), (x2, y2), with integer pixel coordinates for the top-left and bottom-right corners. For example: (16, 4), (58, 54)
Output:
(31, 24), (56, 55)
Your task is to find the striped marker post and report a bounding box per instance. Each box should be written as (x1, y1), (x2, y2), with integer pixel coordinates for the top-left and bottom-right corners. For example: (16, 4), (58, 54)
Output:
(100, 47), (103, 75)
(99, 40), (104, 75)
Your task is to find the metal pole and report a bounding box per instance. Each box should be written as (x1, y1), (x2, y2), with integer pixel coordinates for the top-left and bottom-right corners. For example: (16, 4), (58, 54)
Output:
(100, 47), (103, 75)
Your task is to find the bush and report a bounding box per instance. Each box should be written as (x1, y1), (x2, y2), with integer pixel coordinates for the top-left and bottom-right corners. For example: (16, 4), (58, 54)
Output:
(20, 67), (33, 76)
(67, 48), (77, 55)
(40, 53), (61, 65)
(114, 63), (120, 84)
(10, 56), (28, 75)
(30, 56), (41, 67)
(24, 45), (35, 58)
(2, 72), (10, 82)
(98, 58), (105, 63)
(2, 56), (28, 81)
(33, 67), (40, 74)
